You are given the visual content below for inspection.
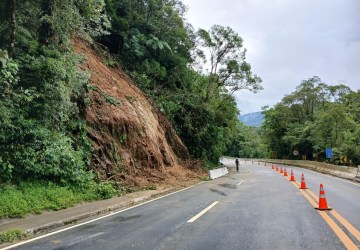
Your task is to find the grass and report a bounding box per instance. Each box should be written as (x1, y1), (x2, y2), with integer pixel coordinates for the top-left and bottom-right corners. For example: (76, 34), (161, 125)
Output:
(0, 229), (24, 244)
(201, 176), (210, 181)
(0, 181), (118, 219)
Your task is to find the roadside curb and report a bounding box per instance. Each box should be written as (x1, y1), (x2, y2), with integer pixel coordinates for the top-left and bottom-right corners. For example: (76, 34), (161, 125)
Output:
(261, 160), (360, 184)
(0, 186), (185, 248)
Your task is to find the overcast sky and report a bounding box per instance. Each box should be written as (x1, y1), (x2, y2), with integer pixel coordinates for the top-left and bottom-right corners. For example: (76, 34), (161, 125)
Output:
(181, 0), (360, 114)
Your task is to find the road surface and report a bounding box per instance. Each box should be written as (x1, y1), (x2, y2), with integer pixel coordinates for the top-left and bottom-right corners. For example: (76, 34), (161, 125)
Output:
(5, 159), (360, 249)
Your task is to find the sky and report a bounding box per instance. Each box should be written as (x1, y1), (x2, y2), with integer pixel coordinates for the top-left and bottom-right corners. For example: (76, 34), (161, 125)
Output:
(181, 0), (360, 115)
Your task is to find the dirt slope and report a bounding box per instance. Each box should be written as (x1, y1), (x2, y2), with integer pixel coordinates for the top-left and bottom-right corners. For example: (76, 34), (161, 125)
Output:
(74, 39), (205, 188)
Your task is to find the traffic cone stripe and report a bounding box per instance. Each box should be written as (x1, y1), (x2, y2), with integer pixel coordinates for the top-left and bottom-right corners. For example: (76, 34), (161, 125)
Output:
(289, 170), (295, 181)
(284, 169), (288, 176)
(299, 173), (307, 189)
(316, 184), (332, 210)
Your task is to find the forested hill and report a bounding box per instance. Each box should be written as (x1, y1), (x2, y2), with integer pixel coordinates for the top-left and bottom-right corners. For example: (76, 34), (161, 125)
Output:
(1, 1), (358, 223)
(262, 77), (360, 163)
(0, 0), (262, 192)
(239, 112), (264, 127)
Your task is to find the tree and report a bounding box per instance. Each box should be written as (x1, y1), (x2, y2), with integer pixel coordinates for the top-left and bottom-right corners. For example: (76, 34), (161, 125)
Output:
(195, 25), (262, 101)
(262, 77), (359, 164)
(8, 0), (16, 57)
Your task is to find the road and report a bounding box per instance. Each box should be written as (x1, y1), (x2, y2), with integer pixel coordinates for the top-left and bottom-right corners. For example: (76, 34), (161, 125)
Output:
(6, 159), (360, 250)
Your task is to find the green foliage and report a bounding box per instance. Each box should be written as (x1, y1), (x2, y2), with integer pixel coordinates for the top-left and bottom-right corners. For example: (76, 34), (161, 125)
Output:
(0, 182), (78, 218)
(94, 181), (117, 199)
(101, 1), (263, 164)
(0, 181), (120, 218)
(0, 1), (94, 185)
(225, 123), (267, 158)
(196, 25), (263, 98)
(0, 0), (263, 192)
(90, 85), (121, 106)
(262, 77), (359, 164)
(0, 229), (24, 244)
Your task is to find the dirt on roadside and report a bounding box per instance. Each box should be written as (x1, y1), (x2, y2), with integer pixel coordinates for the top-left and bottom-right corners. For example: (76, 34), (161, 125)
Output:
(74, 38), (206, 189)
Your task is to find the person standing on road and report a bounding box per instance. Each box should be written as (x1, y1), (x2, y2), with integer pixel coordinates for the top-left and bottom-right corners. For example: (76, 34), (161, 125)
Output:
(235, 158), (239, 172)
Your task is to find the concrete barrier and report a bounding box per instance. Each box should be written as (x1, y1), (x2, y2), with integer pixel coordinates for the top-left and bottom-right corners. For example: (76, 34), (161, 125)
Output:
(209, 167), (229, 180)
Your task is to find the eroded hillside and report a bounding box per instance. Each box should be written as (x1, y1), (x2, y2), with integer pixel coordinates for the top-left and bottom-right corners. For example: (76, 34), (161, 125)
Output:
(74, 39), (205, 188)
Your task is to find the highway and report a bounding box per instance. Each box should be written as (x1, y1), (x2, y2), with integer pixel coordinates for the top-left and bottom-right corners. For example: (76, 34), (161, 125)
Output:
(7, 159), (360, 250)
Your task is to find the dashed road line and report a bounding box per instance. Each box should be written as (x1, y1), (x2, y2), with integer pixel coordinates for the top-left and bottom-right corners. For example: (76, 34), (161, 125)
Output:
(237, 180), (247, 186)
(187, 201), (219, 223)
(0, 182), (204, 250)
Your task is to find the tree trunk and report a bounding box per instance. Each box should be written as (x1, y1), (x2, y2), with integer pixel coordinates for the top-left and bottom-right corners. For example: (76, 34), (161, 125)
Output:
(8, 0), (16, 57)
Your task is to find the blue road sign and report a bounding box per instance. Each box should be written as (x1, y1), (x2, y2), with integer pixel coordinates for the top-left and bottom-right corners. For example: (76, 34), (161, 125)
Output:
(326, 148), (332, 158)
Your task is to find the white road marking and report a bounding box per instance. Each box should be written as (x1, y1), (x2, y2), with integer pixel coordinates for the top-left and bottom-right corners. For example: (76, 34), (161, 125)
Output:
(237, 180), (247, 186)
(187, 201), (219, 223)
(0, 182), (204, 250)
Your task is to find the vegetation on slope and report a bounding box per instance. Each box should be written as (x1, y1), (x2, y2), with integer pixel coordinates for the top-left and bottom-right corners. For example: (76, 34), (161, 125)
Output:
(1, 1), (356, 221)
(0, 0), (262, 218)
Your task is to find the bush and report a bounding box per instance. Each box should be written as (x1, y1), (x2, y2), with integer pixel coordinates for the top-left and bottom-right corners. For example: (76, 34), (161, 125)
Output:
(94, 181), (117, 199)
(0, 230), (23, 244)
(0, 180), (121, 218)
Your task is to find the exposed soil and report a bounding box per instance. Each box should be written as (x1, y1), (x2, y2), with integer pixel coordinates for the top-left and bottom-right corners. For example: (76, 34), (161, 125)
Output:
(74, 38), (206, 188)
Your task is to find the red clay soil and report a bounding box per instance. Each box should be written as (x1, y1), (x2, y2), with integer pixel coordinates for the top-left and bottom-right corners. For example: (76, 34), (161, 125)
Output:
(73, 38), (205, 188)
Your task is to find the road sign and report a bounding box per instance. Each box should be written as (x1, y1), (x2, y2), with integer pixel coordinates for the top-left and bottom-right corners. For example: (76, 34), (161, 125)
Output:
(326, 148), (332, 158)
(293, 150), (299, 156)
(340, 156), (347, 163)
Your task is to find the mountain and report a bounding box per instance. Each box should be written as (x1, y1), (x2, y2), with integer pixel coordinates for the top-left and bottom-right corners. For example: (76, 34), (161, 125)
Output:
(239, 112), (264, 127)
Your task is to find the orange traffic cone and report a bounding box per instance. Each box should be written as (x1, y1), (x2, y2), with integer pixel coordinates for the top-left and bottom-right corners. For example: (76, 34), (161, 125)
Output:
(316, 184), (332, 210)
(280, 167), (283, 174)
(289, 170), (295, 181)
(272, 164), (274, 170)
(283, 167), (288, 176)
(276, 165), (279, 171)
(299, 173), (307, 189)
(265, 162), (267, 166)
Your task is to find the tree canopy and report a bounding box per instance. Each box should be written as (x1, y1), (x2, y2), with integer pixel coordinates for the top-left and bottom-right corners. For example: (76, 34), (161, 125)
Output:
(0, 0), (263, 185)
(262, 77), (359, 164)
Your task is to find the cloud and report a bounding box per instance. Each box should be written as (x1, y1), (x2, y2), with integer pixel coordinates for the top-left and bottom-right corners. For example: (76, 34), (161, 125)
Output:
(182, 0), (360, 114)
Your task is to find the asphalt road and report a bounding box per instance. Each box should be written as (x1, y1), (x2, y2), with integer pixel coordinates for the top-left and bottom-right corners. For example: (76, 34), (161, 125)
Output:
(8, 159), (360, 250)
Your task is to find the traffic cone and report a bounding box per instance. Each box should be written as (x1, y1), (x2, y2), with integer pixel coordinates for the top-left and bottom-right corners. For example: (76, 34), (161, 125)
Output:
(264, 162), (267, 166)
(276, 165), (279, 171)
(258, 162), (260, 165)
(283, 167), (288, 176)
(272, 164), (274, 170)
(280, 167), (283, 174)
(289, 170), (295, 181)
(299, 173), (307, 189)
(316, 184), (332, 210)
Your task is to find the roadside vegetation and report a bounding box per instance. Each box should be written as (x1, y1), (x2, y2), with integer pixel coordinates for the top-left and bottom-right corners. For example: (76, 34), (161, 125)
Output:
(0, 181), (118, 218)
(0, 229), (24, 244)
(262, 77), (360, 165)
(1, 0), (356, 221)
(0, 0), (262, 219)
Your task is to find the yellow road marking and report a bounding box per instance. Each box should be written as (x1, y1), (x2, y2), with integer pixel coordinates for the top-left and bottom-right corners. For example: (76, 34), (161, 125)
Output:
(187, 201), (219, 223)
(295, 181), (360, 241)
(289, 180), (358, 249)
(330, 210), (360, 241)
(298, 183), (360, 242)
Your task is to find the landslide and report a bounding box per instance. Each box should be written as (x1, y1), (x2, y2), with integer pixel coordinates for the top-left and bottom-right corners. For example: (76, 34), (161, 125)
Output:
(74, 39), (205, 188)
